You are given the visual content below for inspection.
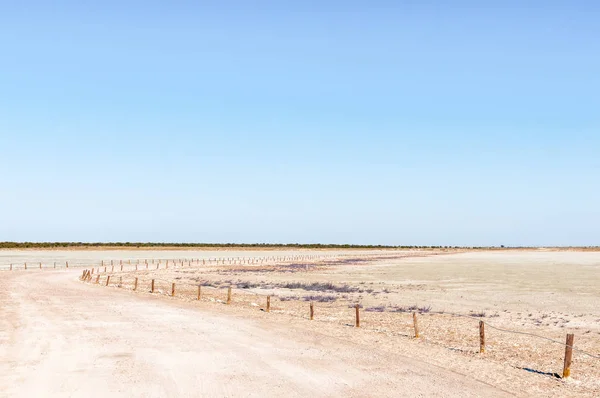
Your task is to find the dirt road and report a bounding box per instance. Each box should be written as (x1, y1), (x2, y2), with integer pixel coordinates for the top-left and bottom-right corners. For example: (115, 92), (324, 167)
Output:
(0, 270), (510, 397)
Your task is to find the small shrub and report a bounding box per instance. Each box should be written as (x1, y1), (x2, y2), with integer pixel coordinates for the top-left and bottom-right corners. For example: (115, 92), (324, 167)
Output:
(302, 295), (337, 302)
(278, 282), (358, 293)
(237, 282), (260, 289)
(365, 305), (386, 312)
(470, 311), (487, 318)
(390, 304), (432, 313)
(278, 295), (299, 301)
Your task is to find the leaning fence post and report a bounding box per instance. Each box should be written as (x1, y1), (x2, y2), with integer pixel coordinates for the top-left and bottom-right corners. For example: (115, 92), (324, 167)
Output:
(310, 302), (314, 320)
(413, 312), (420, 338)
(95, 275), (100, 284)
(355, 304), (360, 327)
(563, 333), (575, 378)
(227, 287), (232, 304)
(106, 275), (111, 287)
(151, 279), (155, 293)
(171, 283), (176, 297)
(479, 321), (485, 353)
(134, 277), (138, 291)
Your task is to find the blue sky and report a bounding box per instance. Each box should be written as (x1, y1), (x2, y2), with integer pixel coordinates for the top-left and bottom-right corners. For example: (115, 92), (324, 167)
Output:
(1, 1), (598, 246)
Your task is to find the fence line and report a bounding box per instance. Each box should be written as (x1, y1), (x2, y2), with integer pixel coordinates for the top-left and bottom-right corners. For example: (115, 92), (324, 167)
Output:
(2, 252), (364, 272)
(79, 268), (599, 380)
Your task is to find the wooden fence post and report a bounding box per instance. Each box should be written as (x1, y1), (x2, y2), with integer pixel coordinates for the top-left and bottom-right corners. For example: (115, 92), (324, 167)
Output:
(104, 266), (107, 273)
(171, 283), (176, 297)
(151, 279), (155, 293)
(66, 261), (68, 268)
(95, 275), (100, 284)
(134, 277), (138, 291)
(40, 262), (42, 269)
(310, 302), (314, 320)
(413, 312), (420, 338)
(106, 275), (111, 287)
(82, 270), (86, 279)
(266, 296), (271, 312)
(119, 276), (122, 286)
(355, 304), (360, 327)
(197, 286), (201, 300)
(24, 263), (27, 270)
(10, 264), (12, 271)
(227, 287), (232, 304)
(120, 264), (123, 271)
(563, 333), (575, 378)
(479, 321), (485, 353)
(111, 265), (114, 272)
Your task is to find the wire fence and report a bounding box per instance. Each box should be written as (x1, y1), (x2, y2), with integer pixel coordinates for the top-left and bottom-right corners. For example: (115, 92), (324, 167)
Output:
(0, 252), (365, 271)
(79, 264), (600, 383)
(1, 250), (438, 272)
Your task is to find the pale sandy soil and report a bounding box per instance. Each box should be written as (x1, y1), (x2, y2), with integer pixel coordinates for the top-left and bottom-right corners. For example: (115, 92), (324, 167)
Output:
(0, 269), (509, 397)
(2, 249), (599, 397)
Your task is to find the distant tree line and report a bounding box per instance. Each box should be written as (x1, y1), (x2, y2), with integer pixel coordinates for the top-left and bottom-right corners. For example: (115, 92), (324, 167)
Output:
(0, 242), (570, 249)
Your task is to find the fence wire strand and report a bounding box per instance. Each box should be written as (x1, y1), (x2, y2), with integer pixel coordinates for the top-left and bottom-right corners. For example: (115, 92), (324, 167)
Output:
(82, 266), (600, 362)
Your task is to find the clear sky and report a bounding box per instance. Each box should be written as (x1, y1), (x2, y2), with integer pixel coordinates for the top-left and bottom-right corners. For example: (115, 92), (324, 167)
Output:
(1, 1), (598, 246)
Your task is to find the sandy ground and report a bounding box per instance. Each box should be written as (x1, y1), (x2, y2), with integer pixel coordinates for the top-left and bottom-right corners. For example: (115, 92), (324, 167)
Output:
(2, 249), (599, 397)
(0, 268), (513, 397)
